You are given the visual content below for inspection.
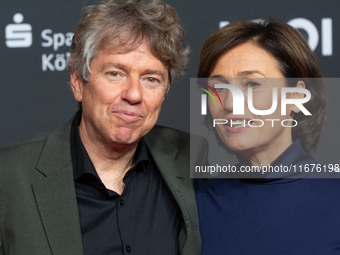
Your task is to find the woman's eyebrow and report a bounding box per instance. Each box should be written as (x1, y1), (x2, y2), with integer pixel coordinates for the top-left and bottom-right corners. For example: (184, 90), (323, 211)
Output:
(238, 70), (266, 77)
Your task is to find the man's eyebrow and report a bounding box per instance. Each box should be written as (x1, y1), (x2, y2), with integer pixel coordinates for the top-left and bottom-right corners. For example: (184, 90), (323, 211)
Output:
(101, 62), (129, 72)
(100, 63), (166, 79)
(143, 69), (166, 80)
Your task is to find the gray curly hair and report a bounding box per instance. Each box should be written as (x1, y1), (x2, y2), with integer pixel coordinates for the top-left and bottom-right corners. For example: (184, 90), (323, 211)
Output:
(67, 0), (189, 92)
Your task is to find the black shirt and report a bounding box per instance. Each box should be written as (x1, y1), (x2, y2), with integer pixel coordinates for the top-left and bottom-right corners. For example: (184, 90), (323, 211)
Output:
(70, 112), (181, 255)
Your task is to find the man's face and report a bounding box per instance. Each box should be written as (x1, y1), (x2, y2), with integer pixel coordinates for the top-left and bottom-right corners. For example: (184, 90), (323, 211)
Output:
(71, 41), (168, 148)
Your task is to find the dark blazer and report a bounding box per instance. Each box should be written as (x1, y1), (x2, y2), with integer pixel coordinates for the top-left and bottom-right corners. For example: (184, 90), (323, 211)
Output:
(0, 115), (207, 255)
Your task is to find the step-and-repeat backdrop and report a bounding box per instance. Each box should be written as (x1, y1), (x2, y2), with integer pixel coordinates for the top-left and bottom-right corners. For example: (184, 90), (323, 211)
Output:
(1, 0), (339, 164)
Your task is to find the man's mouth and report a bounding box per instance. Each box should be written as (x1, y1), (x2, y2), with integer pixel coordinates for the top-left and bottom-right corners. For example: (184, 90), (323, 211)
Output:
(120, 110), (140, 116)
(113, 110), (143, 121)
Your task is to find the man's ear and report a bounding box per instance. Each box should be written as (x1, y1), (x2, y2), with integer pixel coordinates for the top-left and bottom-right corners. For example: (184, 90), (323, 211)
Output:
(290, 80), (306, 115)
(70, 73), (83, 103)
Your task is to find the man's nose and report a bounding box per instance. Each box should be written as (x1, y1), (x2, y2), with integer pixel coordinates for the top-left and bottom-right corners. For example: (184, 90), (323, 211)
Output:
(121, 76), (143, 104)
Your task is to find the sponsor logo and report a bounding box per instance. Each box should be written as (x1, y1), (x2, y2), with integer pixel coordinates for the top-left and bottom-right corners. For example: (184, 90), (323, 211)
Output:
(219, 18), (333, 56)
(5, 13), (32, 48)
(5, 13), (74, 72)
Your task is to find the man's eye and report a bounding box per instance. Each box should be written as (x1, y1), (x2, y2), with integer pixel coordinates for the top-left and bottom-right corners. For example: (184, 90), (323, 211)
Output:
(110, 72), (119, 77)
(142, 77), (162, 88)
(145, 77), (160, 84)
(147, 77), (157, 82)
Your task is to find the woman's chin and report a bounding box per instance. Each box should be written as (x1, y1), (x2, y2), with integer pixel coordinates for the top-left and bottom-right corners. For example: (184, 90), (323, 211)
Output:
(224, 139), (251, 154)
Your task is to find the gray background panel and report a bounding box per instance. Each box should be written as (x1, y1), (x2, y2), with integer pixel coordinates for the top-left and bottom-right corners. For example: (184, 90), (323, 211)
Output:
(1, 0), (339, 166)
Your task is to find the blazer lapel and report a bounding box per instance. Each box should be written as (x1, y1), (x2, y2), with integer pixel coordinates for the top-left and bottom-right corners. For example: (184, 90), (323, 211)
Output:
(144, 130), (182, 189)
(145, 127), (202, 254)
(32, 118), (84, 255)
(144, 128), (192, 227)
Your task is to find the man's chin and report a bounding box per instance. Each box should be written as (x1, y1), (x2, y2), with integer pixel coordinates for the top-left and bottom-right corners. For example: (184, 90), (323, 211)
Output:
(108, 123), (156, 146)
(111, 128), (143, 146)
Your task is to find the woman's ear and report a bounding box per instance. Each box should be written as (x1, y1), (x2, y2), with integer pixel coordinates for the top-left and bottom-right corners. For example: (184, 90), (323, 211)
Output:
(290, 80), (306, 115)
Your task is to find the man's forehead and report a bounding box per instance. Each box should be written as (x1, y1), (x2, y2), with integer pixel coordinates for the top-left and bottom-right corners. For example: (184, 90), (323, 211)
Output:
(101, 40), (149, 56)
(92, 42), (168, 73)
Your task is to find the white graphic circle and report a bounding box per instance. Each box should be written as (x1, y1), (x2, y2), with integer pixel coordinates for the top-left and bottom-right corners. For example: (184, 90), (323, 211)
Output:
(13, 13), (24, 23)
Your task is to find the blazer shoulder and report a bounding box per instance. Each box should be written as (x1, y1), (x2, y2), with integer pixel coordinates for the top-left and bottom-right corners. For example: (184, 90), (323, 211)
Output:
(0, 114), (74, 164)
(0, 131), (52, 214)
(0, 131), (51, 163)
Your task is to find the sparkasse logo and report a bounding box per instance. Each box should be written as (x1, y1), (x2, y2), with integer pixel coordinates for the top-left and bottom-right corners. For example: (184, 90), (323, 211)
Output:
(5, 13), (32, 48)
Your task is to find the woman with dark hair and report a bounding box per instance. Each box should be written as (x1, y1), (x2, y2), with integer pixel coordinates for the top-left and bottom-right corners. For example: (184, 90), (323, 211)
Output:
(195, 19), (340, 254)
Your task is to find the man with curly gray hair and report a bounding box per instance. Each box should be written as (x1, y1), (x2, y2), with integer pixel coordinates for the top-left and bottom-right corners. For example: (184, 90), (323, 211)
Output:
(0, 1), (204, 254)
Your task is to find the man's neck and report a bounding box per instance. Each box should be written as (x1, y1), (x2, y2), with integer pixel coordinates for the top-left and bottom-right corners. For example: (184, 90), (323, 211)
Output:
(78, 122), (138, 195)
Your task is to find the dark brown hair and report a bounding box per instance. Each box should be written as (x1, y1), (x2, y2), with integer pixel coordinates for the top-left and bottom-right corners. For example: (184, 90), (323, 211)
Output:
(198, 19), (328, 152)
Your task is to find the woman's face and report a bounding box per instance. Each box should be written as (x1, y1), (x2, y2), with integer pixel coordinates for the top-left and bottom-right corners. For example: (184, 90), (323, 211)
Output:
(208, 42), (299, 164)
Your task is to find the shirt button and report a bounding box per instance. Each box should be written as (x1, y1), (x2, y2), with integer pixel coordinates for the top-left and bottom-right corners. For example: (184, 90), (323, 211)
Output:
(126, 245), (131, 252)
(120, 199), (124, 206)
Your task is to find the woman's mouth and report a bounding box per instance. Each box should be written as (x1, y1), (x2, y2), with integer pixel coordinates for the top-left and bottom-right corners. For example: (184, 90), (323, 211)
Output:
(226, 119), (253, 128)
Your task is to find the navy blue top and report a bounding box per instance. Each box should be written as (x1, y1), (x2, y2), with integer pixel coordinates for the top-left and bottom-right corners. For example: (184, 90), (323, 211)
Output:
(196, 140), (340, 255)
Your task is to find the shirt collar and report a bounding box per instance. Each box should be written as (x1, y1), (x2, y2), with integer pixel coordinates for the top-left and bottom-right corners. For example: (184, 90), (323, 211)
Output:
(238, 139), (316, 182)
(270, 139), (313, 167)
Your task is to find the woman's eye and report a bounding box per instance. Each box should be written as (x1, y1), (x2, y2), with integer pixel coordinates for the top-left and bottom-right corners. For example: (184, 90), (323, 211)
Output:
(215, 87), (225, 93)
(247, 81), (260, 88)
